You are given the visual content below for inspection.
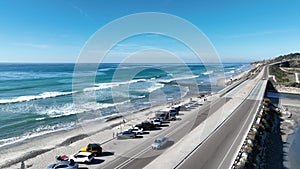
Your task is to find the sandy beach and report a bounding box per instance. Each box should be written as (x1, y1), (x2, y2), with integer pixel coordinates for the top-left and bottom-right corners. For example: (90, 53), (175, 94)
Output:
(0, 65), (255, 169)
(0, 93), (207, 169)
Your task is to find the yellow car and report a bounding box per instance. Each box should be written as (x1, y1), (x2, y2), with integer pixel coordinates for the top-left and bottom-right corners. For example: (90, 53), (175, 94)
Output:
(80, 143), (102, 156)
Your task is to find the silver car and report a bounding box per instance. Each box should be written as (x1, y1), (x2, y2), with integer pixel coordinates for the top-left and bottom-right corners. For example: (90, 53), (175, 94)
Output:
(151, 136), (168, 149)
(116, 130), (136, 139)
(46, 160), (78, 169)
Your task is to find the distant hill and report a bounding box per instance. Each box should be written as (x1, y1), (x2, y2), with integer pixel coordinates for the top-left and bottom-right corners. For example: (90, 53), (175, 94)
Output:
(252, 53), (300, 65)
(270, 53), (300, 63)
(267, 53), (300, 89)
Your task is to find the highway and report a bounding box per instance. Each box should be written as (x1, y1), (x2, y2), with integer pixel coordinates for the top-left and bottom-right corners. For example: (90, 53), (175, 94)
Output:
(97, 66), (268, 169)
(177, 100), (260, 169)
(174, 66), (268, 169)
(100, 97), (231, 169)
(3, 65), (268, 169)
(176, 78), (266, 169)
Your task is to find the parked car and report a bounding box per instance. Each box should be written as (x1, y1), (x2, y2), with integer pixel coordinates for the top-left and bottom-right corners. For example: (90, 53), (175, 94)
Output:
(46, 160), (78, 169)
(169, 108), (179, 116)
(117, 130), (136, 139)
(169, 115), (177, 121)
(80, 143), (102, 156)
(151, 136), (168, 149)
(155, 111), (169, 121)
(150, 118), (162, 126)
(56, 155), (69, 161)
(174, 106), (181, 112)
(127, 127), (144, 135)
(69, 152), (94, 164)
(135, 121), (156, 130)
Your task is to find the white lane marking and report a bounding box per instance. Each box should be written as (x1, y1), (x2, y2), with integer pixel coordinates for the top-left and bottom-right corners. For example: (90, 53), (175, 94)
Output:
(115, 146), (152, 169)
(115, 121), (191, 169)
(216, 101), (258, 169)
(166, 121), (191, 137)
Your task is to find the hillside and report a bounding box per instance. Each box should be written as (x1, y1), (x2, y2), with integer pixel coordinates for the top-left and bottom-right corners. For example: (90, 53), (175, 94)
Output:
(266, 53), (300, 90)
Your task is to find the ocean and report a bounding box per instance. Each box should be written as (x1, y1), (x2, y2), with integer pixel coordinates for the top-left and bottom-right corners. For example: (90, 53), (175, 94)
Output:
(0, 63), (251, 148)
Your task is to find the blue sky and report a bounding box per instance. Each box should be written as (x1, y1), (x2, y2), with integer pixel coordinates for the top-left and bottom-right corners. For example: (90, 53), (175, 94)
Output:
(0, 0), (299, 63)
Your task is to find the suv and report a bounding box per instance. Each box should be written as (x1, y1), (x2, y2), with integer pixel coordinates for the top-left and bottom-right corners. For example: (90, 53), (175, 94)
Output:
(70, 152), (94, 164)
(169, 108), (179, 116)
(135, 121), (156, 130)
(80, 143), (102, 156)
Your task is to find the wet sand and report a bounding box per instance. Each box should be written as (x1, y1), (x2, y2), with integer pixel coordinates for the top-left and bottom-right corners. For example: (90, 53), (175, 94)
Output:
(0, 94), (202, 168)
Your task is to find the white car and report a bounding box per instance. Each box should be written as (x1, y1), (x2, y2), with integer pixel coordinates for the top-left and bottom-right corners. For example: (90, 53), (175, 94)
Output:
(151, 119), (162, 126)
(128, 127), (144, 135)
(70, 152), (94, 164)
(151, 136), (168, 149)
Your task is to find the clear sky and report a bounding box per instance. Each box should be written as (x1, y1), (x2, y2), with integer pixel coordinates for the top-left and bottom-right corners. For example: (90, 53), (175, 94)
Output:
(0, 0), (299, 63)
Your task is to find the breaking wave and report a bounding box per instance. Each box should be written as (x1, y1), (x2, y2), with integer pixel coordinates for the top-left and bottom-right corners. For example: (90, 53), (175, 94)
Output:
(0, 91), (75, 105)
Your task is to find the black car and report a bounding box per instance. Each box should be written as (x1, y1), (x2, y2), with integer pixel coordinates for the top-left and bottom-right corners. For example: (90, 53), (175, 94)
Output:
(169, 109), (179, 116)
(135, 121), (156, 130)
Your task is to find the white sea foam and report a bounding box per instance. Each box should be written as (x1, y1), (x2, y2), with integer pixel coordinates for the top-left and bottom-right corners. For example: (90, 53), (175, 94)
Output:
(147, 83), (165, 93)
(98, 67), (114, 72)
(202, 71), (214, 75)
(0, 122), (76, 148)
(35, 117), (46, 121)
(132, 95), (146, 99)
(37, 100), (130, 118)
(83, 79), (147, 92)
(0, 91), (76, 104)
(159, 75), (199, 83)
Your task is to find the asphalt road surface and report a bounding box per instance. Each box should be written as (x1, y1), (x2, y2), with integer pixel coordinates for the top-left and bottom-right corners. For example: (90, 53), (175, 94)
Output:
(176, 99), (260, 169)
(101, 98), (232, 169)
(176, 67), (267, 169)
(97, 66), (266, 169)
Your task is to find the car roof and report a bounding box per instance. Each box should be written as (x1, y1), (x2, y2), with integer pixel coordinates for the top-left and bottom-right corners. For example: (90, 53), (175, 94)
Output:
(76, 151), (92, 156)
(88, 143), (101, 147)
(57, 160), (71, 165)
(156, 136), (167, 140)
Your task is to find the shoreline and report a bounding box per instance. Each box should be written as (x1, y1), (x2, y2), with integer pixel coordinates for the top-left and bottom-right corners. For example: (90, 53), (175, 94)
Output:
(0, 93), (206, 168)
(0, 66), (253, 168)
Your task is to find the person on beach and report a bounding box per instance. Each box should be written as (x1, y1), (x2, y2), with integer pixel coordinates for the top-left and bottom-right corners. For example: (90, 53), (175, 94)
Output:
(20, 161), (25, 169)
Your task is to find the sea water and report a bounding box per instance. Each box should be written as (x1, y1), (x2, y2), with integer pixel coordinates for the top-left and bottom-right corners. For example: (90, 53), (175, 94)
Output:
(0, 63), (251, 147)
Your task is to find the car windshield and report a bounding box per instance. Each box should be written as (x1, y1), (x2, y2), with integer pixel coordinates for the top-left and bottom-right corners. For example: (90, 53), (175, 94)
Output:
(56, 165), (68, 168)
(76, 155), (86, 158)
(155, 139), (161, 143)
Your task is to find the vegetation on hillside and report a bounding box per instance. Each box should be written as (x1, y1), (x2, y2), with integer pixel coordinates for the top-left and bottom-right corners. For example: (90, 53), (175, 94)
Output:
(271, 53), (300, 63)
(269, 65), (297, 87)
(263, 53), (300, 88)
(288, 59), (300, 68)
